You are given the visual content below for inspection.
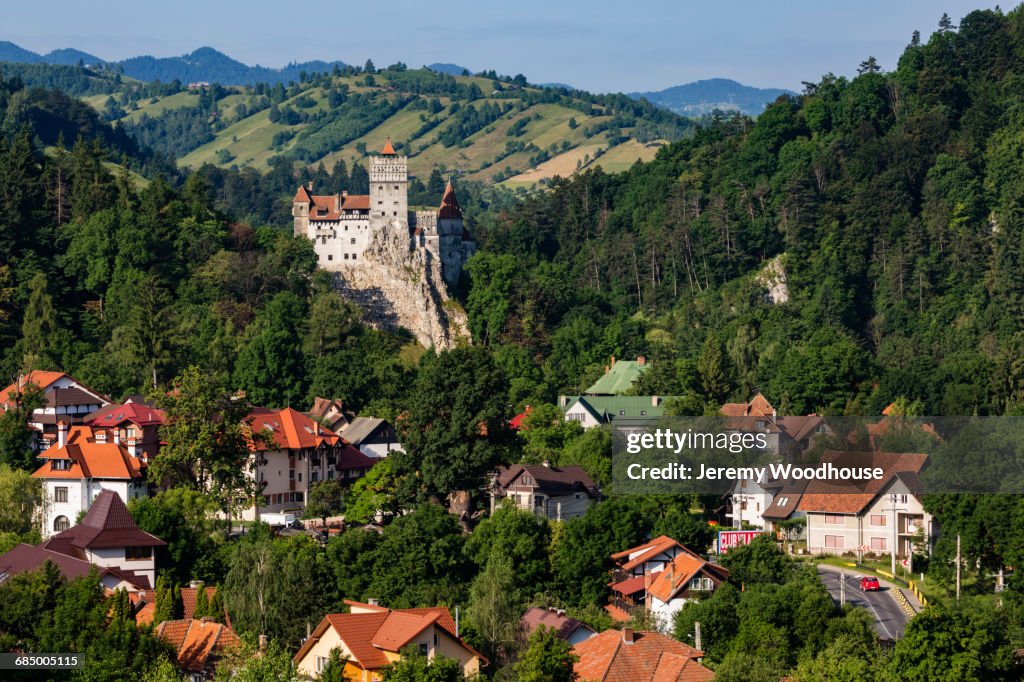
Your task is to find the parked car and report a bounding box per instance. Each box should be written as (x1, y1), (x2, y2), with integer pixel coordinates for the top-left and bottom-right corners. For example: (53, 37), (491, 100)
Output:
(860, 576), (881, 591)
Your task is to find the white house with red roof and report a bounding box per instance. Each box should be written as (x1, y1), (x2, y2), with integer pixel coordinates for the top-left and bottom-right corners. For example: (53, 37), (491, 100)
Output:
(0, 370), (109, 451)
(293, 600), (485, 680)
(0, 489), (164, 590)
(84, 396), (165, 461)
(243, 407), (376, 520)
(292, 141), (475, 285)
(645, 552), (730, 630)
(32, 423), (148, 538)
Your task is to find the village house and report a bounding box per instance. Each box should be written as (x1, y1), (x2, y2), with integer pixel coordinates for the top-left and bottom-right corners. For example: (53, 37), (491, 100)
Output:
(520, 607), (597, 645)
(243, 407), (376, 520)
(308, 397), (352, 432)
(645, 552), (730, 630)
(559, 395), (678, 429)
(607, 536), (704, 622)
(340, 417), (403, 458)
(84, 396), (166, 461)
(293, 600), (486, 681)
(572, 628), (714, 682)
(799, 450), (932, 559)
(32, 422), (149, 538)
(0, 370), (109, 451)
(155, 618), (242, 681)
(490, 463), (601, 520)
(0, 490), (164, 590)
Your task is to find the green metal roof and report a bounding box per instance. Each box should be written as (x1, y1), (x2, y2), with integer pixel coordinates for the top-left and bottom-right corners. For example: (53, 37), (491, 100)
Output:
(584, 360), (650, 395)
(565, 395), (679, 421)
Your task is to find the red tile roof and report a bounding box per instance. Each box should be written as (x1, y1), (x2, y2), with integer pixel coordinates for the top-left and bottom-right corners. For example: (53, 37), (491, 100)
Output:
(0, 542), (146, 589)
(510, 405), (532, 430)
(156, 619), (241, 673)
(521, 607), (594, 641)
(381, 138), (396, 156)
(438, 180), (462, 220)
(720, 392), (775, 418)
(573, 630), (713, 682)
(295, 603), (484, 671)
(32, 426), (146, 481)
(609, 575), (647, 597)
(87, 401), (165, 429)
(293, 185), (313, 203)
(248, 407), (341, 451)
(796, 450), (929, 514)
(44, 489), (165, 551)
(0, 370), (69, 407)
(610, 536), (699, 573)
(300, 193), (371, 221)
(645, 553), (729, 603)
(181, 586), (219, 621)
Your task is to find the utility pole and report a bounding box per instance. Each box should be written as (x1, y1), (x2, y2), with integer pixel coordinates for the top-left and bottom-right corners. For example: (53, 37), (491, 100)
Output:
(695, 621), (702, 654)
(889, 494), (906, 577)
(955, 534), (961, 600)
(840, 570), (846, 606)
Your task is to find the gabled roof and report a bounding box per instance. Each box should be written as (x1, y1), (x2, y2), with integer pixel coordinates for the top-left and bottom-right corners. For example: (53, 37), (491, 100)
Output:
(761, 478), (809, 521)
(180, 586), (219, 621)
(0, 543), (147, 589)
(720, 392), (775, 418)
(645, 553), (729, 603)
(585, 358), (650, 395)
(381, 138), (397, 156)
(521, 607), (595, 641)
(0, 370), (69, 407)
(564, 396), (678, 422)
(437, 180), (462, 220)
(86, 401), (165, 429)
(44, 489), (165, 551)
(341, 417), (390, 445)
(248, 407), (341, 451)
(301, 193), (371, 221)
(776, 415), (826, 443)
(496, 464), (600, 498)
(610, 536), (699, 573)
(796, 451), (929, 515)
(156, 619), (241, 673)
(572, 630), (713, 682)
(32, 426), (146, 481)
(294, 603), (485, 671)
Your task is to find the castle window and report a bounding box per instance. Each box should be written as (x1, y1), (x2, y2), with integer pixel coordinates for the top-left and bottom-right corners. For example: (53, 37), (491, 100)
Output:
(344, 254), (349, 260)
(378, 186), (383, 192)
(352, 253), (357, 260)
(328, 255), (333, 261)
(394, 185), (399, 190)
(351, 238), (356, 244)
(54, 515), (70, 532)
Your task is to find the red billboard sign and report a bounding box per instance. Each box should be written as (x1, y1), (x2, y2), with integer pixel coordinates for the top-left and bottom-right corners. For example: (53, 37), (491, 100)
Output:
(718, 530), (768, 553)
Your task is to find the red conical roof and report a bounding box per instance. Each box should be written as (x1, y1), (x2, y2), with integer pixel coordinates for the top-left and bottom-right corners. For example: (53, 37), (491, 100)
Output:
(381, 138), (396, 156)
(293, 184), (313, 203)
(438, 180), (462, 220)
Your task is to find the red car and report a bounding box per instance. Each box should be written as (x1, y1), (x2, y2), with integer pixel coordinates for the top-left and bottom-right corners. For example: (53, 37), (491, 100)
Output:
(860, 576), (881, 592)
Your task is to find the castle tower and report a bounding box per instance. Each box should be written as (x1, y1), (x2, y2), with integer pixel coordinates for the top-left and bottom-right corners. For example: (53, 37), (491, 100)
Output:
(292, 184), (312, 238)
(369, 138), (408, 230)
(436, 180), (474, 284)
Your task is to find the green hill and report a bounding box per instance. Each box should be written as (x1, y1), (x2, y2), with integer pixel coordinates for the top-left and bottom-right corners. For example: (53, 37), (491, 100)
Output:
(88, 67), (692, 187)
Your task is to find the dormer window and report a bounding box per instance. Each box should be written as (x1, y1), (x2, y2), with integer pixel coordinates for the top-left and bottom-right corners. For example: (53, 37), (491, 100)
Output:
(52, 459), (72, 471)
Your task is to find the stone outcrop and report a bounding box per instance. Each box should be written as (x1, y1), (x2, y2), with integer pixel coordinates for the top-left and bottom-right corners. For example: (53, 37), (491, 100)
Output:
(757, 254), (789, 305)
(332, 227), (470, 349)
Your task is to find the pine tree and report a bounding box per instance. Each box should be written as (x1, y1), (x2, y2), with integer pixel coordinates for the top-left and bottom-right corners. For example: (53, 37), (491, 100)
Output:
(207, 587), (225, 623)
(153, 576), (174, 624)
(192, 585), (209, 620)
(20, 272), (60, 371)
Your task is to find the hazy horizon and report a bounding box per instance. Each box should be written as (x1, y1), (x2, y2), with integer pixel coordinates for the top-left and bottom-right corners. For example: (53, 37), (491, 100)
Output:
(3, 0), (1005, 92)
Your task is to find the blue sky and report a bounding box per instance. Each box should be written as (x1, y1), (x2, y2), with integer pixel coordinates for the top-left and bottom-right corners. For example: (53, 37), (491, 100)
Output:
(4, 1), (1004, 92)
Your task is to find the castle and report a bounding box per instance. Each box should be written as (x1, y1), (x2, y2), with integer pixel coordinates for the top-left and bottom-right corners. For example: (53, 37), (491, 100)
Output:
(292, 140), (476, 285)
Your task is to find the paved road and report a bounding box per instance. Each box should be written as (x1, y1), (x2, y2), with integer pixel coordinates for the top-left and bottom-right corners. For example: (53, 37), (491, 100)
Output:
(816, 564), (910, 640)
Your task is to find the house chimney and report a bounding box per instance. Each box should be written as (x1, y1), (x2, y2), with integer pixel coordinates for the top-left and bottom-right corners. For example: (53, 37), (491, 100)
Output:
(637, 355), (646, 366)
(342, 190), (349, 198)
(113, 430), (120, 445)
(622, 628), (634, 644)
(542, 460), (551, 468)
(57, 421), (68, 448)
(306, 182), (313, 192)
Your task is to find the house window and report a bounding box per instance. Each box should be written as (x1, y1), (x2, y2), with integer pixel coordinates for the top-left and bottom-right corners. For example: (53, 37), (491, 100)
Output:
(312, 472), (318, 483)
(825, 535), (844, 549)
(619, 410), (625, 416)
(870, 514), (886, 526)
(54, 515), (70, 532)
(640, 410), (646, 416)
(870, 537), (887, 551)
(824, 514), (844, 525)
(126, 546), (152, 561)
(328, 470), (335, 480)
(776, 497), (789, 507)
(55, 487), (68, 503)
(298, 473), (302, 482)
(567, 413), (583, 422)
(315, 656), (328, 673)
(289, 469), (295, 480)
(418, 643), (429, 656)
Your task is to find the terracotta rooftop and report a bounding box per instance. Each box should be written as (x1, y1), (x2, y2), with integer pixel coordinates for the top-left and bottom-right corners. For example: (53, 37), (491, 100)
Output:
(295, 191), (371, 220)
(248, 407), (341, 451)
(437, 180), (462, 220)
(720, 392), (775, 418)
(45, 489), (165, 551)
(610, 536), (699, 573)
(86, 400), (165, 429)
(32, 426), (146, 481)
(294, 602), (485, 671)
(181, 586), (219, 621)
(381, 137), (396, 155)
(645, 553), (729, 603)
(521, 607), (595, 641)
(796, 450), (929, 514)
(156, 619), (241, 673)
(573, 629), (713, 681)
(0, 370), (69, 408)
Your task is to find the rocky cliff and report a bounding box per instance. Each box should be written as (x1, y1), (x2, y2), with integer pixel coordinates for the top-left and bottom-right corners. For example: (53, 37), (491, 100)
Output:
(332, 228), (470, 349)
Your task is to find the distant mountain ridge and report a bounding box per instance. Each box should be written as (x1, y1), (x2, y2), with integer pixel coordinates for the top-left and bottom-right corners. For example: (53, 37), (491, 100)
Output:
(0, 41), (346, 85)
(630, 78), (796, 116)
(426, 63), (471, 76)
